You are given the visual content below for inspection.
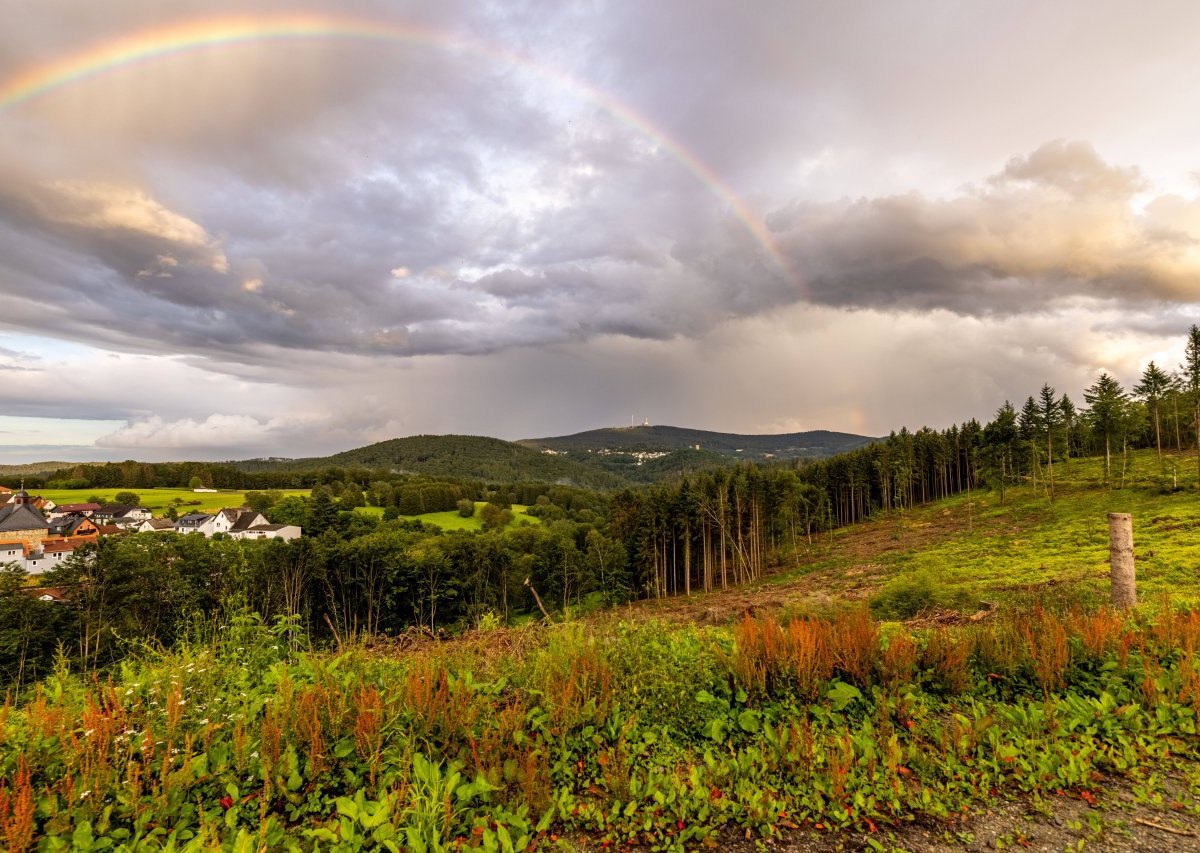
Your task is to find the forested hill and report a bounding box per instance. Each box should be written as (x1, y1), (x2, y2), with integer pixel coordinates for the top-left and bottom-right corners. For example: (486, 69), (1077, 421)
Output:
(518, 424), (875, 459)
(232, 434), (629, 488)
(0, 461), (73, 479)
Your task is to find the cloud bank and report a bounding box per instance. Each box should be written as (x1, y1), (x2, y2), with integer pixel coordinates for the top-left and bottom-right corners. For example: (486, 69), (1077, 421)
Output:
(2, 1), (1200, 455)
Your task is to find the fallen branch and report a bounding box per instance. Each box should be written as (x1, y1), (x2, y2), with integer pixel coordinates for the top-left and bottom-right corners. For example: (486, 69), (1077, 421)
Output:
(524, 577), (551, 621)
(1133, 817), (1195, 837)
(323, 612), (344, 653)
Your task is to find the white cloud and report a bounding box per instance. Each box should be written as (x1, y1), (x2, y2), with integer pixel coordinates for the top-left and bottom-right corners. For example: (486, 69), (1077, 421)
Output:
(34, 180), (229, 273)
(96, 414), (277, 449)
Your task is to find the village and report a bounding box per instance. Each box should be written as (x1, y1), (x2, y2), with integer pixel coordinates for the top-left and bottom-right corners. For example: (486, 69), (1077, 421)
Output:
(0, 486), (301, 576)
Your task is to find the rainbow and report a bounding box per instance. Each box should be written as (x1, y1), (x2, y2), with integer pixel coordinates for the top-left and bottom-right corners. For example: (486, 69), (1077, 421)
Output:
(0, 13), (795, 284)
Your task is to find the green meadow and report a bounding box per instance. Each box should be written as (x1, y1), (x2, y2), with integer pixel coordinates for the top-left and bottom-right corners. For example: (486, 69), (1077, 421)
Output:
(34, 487), (310, 515)
(354, 501), (541, 530)
(766, 447), (1200, 619)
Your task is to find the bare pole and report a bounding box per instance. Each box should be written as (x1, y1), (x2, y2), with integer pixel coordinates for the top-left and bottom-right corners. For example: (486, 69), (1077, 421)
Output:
(1108, 512), (1136, 609)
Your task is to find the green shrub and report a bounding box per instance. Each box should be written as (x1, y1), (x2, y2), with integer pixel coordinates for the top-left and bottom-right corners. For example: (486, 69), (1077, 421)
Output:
(870, 571), (971, 620)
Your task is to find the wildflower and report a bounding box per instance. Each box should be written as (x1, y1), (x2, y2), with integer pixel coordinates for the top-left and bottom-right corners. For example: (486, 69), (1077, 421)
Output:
(79, 790), (92, 799)
(84, 729), (94, 737)
(199, 719), (209, 725)
(220, 795), (234, 810)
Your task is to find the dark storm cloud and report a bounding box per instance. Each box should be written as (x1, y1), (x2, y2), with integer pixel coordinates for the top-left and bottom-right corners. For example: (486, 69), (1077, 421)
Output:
(5, 1), (1200, 455)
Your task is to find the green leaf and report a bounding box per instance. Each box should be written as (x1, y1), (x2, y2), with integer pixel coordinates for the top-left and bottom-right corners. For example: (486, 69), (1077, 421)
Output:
(695, 690), (715, 704)
(827, 680), (863, 711)
(737, 709), (761, 733)
(335, 797), (358, 819)
(72, 821), (95, 851)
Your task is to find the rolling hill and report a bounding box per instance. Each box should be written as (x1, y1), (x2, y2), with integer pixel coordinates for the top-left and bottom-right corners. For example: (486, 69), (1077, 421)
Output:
(518, 424), (875, 460)
(233, 434), (629, 488)
(0, 461), (73, 481)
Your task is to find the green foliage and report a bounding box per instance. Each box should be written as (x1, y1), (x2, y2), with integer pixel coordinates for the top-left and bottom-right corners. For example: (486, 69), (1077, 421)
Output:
(239, 434), (629, 488)
(480, 502), (513, 531)
(456, 498), (475, 518)
(869, 571), (973, 620)
(5, 605), (1200, 849)
(40, 487), (310, 515)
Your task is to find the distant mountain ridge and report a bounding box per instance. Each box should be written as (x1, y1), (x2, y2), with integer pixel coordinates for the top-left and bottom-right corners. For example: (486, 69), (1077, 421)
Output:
(233, 434), (629, 488)
(23, 427), (876, 490)
(518, 425), (875, 460)
(0, 461), (73, 480)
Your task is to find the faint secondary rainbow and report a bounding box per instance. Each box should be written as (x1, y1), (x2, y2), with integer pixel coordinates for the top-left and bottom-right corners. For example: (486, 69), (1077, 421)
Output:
(0, 13), (795, 284)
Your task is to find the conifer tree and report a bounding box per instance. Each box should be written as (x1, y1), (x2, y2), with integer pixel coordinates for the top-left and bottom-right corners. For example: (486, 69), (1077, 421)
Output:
(1059, 394), (1076, 461)
(1133, 360), (1171, 462)
(1183, 326), (1200, 485)
(1084, 373), (1128, 484)
(1038, 383), (1061, 499)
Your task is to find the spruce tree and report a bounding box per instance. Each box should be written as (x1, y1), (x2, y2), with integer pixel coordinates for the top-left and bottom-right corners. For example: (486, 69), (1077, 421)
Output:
(1183, 326), (1200, 485)
(1038, 383), (1061, 499)
(1084, 373), (1128, 484)
(1133, 361), (1171, 462)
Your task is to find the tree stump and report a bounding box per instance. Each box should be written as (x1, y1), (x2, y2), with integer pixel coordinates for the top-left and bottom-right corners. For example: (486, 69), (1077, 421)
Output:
(1108, 512), (1136, 609)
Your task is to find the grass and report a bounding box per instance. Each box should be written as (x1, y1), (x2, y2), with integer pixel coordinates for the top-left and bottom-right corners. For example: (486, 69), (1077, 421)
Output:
(10, 449), (1200, 848)
(774, 447), (1200, 613)
(35, 487), (310, 515)
(5, 604), (1200, 850)
(354, 501), (541, 530)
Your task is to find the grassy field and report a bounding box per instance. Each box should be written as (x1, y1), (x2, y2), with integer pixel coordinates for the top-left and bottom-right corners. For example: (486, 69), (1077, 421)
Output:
(801, 447), (1200, 610)
(630, 447), (1200, 625)
(34, 487), (310, 515)
(8, 451), (1200, 849)
(354, 501), (541, 530)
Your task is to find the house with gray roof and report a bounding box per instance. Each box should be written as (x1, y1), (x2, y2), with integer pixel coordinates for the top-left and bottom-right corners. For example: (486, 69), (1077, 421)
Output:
(174, 512), (215, 535)
(0, 489), (49, 548)
(235, 523), (302, 541)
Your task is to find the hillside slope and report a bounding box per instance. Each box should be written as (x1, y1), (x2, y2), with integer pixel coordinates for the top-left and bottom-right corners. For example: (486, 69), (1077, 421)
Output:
(233, 434), (629, 488)
(633, 447), (1200, 623)
(0, 461), (73, 480)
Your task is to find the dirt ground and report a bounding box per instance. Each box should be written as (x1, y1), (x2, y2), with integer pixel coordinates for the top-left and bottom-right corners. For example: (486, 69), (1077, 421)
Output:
(711, 765), (1200, 851)
(621, 503), (985, 627)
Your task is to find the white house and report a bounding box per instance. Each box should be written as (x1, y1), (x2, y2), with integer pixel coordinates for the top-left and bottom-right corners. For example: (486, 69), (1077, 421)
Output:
(176, 508), (269, 538)
(139, 519), (176, 533)
(93, 505), (152, 523)
(0, 541), (27, 566)
(174, 512), (215, 535)
(235, 523), (302, 541)
(0, 537), (84, 575)
(213, 508), (268, 536)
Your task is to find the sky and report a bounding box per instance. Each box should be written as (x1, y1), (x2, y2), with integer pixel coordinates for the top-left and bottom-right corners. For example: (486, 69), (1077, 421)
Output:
(2, 1), (1200, 463)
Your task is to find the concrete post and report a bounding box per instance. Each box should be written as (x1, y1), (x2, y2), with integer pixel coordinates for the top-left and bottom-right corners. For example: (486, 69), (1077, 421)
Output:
(1108, 512), (1136, 609)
